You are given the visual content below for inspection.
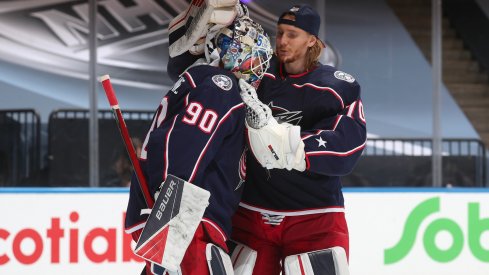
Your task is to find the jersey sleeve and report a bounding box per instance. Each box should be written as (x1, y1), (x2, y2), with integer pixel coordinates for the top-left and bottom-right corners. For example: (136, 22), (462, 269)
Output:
(301, 99), (367, 176)
(320, 73), (361, 115)
(145, 76), (245, 187)
(167, 51), (203, 82)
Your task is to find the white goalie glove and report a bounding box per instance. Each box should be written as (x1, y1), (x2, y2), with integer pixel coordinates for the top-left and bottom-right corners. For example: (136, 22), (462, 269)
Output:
(168, 0), (246, 57)
(239, 79), (306, 171)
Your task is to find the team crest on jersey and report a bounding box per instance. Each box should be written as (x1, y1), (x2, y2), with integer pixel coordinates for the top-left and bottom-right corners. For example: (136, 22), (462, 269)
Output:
(212, 75), (233, 91)
(269, 102), (303, 125)
(235, 149), (247, 191)
(334, 71), (355, 83)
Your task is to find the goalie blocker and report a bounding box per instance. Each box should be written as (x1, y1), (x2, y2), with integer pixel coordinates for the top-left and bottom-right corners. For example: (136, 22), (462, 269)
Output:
(134, 175), (210, 272)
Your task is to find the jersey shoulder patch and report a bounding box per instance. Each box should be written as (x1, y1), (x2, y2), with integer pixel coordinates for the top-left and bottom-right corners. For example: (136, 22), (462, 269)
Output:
(334, 70), (355, 83)
(211, 74), (233, 91)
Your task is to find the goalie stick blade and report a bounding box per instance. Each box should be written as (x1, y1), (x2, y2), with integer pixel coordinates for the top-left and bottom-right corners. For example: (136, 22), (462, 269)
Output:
(134, 175), (210, 271)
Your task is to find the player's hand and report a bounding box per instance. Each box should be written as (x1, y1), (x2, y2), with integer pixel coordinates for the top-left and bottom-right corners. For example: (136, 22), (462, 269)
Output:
(239, 79), (272, 129)
(246, 119), (305, 171)
(239, 79), (306, 171)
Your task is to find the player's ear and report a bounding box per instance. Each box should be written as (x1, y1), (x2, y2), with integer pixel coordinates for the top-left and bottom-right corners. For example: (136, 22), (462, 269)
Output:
(307, 35), (317, 48)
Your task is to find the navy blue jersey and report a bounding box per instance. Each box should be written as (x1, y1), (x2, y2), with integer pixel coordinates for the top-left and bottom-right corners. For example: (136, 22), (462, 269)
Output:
(240, 57), (367, 215)
(125, 65), (247, 239)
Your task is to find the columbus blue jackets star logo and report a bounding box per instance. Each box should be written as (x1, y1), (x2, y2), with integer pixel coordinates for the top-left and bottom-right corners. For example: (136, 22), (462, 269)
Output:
(316, 137), (327, 148)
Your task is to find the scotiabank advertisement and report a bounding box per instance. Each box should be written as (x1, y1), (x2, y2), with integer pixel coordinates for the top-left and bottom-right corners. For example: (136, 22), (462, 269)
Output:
(1, 189), (488, 274)
(0, 190), (142, 275)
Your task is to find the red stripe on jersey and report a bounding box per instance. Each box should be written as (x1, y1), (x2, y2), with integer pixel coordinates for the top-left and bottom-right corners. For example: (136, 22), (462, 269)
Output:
(305, 154), (311, 171)
(346, 101), (357, 118)
(189, 103), (245, 182)
(202, 218), (227, 242)
(292, 83), (344, 109)
(263, 72), (276, 80)
(358, 100), (366, 123)
(184, 71), (197, 88)
(289, 70), (313, 78)
(125, 220), (146, 234)
(184, 93), (190, 107)
(301, 116), (342, 141)
(306, 141), (366, 157)
(239, 202), (345, 216)
(332, 115), (342, 130)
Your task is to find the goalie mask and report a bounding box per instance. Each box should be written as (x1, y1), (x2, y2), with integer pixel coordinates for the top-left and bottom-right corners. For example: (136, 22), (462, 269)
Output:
(211, 16), (273, 88)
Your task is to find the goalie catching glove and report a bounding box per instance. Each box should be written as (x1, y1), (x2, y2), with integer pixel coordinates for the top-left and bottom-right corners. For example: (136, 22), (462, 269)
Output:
(168, 0), (248, 57)
(239, 79), (306, 171)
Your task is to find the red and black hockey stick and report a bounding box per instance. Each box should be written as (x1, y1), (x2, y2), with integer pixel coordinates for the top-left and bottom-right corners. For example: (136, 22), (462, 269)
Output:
(100, 75), (154, 209)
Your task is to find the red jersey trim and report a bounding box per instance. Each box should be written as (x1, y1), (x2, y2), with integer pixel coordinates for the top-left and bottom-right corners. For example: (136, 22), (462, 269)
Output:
(184, 71), (197, 88)
(301, 116), (343, 141)
(202, 218), (227, 242)
(292, 83), (344, 109)
(306, 141), (366, 157)
(263, 72), (276, 80)
(239, 202), (345, 216)
(125, 220), (146, 234)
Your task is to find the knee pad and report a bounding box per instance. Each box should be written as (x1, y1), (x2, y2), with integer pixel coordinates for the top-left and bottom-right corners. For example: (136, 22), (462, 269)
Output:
(284, 246), (350, 275)
(229, 241), (257, 275)
(206, 243), (234, 275)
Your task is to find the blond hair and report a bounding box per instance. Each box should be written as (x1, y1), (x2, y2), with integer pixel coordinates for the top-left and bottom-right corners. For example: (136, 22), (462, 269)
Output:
(305, 38), (323, 72)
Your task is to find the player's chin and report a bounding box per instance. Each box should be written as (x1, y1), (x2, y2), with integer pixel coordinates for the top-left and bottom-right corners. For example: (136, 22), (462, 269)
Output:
(277, 53), (290, 63)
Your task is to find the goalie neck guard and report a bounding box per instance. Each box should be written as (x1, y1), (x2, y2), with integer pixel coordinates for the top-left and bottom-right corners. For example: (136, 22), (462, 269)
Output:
(209, 16), (273, 89)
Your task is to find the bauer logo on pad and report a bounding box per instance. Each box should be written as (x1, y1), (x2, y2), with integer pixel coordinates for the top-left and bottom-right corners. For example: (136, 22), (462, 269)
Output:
(134, 174), (210, 271)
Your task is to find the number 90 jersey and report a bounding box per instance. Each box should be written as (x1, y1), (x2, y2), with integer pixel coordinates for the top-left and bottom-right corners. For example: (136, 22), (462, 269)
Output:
(125, 64), (247, 240)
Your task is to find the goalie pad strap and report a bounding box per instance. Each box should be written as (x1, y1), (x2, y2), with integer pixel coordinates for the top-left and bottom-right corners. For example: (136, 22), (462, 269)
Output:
(284, 247), (350, 275)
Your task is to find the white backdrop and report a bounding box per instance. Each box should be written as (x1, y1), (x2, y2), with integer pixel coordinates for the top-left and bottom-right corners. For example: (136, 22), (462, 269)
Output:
(0, 188), (488, 275)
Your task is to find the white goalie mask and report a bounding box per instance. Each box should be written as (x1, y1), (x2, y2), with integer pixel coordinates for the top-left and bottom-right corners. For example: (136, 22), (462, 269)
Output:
(208, 16), (273, 88)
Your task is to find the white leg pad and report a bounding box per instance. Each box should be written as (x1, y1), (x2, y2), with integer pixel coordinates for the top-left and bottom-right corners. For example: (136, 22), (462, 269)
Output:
(206, 244), (234, 275)
(230, 242), (257, 275)
(284, 247), (350, 275)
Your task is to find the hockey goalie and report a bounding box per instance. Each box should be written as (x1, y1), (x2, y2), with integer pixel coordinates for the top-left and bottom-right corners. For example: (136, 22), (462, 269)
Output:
(123, 1), (273, 274)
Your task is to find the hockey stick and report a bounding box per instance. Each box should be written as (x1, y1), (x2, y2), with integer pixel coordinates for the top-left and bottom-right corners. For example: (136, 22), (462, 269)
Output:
(100, 75), (154, 209)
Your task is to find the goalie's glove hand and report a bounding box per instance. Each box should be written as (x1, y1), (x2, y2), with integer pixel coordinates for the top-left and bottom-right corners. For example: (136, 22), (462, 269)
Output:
(239, 79), (306, 171)
(239, 79), (272, 129)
